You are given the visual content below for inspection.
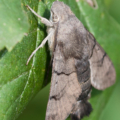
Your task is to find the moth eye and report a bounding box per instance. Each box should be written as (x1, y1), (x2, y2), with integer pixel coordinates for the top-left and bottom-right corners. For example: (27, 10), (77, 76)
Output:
(51, 11), (59, 22)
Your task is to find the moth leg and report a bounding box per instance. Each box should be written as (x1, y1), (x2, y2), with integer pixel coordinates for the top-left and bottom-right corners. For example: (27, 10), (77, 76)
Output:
(26, 5), (53, 27)
(70, 97), (92, 120)
(26, 30), (54, 65)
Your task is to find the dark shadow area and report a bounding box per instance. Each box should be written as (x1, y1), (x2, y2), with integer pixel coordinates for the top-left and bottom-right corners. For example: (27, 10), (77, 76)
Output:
(91, 87), (102, 97)
(42, 42), (52, 87)
(0, 47), (8, 59)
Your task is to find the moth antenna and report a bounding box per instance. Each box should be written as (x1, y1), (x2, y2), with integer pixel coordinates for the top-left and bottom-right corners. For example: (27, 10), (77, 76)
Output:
(26, 31), (54, 65)
(26, 5), (53, 26)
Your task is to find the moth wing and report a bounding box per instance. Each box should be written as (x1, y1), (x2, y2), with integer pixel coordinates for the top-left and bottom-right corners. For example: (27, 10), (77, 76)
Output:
(88, 32), (116, 90)
(45, 45), (82, 120)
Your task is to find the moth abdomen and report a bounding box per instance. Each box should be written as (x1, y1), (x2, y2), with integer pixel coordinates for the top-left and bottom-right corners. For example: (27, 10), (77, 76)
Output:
(71, 100), (92, 120)
(75, 57), (90, 83)
(71, 57), (92, 120)
(78, 85), (91, 100)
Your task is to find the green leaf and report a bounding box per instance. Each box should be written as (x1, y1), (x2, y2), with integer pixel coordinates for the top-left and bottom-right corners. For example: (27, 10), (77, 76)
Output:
(0, 0), (120, 120)
(0, 0), (50, 120)
(0, 0), (29, 51)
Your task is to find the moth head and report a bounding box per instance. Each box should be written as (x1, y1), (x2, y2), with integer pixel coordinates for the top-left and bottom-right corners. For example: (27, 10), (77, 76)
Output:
(51, 1), (74, 22)
(50, 10), (59, 23)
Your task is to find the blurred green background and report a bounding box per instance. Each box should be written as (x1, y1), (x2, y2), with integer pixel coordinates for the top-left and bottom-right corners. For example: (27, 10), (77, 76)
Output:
(16, 0), (120, 120)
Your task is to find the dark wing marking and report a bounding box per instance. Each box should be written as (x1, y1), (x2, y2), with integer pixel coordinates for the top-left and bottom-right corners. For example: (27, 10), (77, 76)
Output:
(45, 45), (81, 120)
(88, 32), (116, 90)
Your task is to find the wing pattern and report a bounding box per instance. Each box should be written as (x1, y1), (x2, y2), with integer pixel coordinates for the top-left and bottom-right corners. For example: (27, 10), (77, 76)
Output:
(87, 32), (116, 90)
(45, 45), (81, 120)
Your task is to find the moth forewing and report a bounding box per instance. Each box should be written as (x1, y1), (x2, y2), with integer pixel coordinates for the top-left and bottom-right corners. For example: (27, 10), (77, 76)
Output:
(26, 1), (116, 120)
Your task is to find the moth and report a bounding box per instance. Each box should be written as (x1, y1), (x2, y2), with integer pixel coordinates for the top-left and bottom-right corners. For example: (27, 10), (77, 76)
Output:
(26, 1), (116, 120)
